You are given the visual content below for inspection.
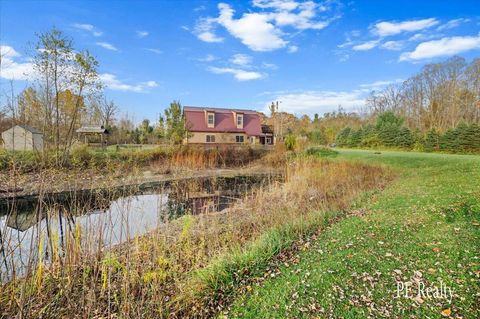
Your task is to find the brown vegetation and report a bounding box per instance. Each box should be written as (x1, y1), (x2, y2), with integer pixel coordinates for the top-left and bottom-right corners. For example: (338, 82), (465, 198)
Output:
(0, 156), (392, 318)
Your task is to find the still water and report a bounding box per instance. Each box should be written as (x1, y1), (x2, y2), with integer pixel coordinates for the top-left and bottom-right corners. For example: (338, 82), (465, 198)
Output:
(0, 174), (277, 281)
(0, 192), (169, 281)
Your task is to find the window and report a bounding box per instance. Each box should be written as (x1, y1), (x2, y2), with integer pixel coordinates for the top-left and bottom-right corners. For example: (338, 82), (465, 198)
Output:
(236, 135), (244, 143)
(266, 137), (272, 144)
(207, 113), (215, 127)
(236, 114), (243, 127)
(206, 135), (215, 143)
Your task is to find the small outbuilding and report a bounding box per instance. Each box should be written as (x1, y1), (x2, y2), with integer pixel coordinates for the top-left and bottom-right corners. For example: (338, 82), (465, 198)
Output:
(76, 125), (109, 147)
(1, 125), (44, 151)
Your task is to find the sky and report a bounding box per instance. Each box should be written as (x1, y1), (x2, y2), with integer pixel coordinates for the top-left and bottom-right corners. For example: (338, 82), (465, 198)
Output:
(1, 0), (480, 123)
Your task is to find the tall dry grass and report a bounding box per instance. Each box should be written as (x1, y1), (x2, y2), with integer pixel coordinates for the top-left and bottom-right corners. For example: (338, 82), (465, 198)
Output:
(0, 156), (391, 318)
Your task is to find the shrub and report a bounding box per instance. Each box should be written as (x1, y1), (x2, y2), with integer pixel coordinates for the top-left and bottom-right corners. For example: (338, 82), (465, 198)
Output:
(71, 145), (94, 168)
(284, 134), (297, 151)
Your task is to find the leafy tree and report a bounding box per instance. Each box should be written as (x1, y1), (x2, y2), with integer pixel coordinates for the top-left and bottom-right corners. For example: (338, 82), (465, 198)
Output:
(34, 27), (74, 155)
(163, 100), (189, 145)
(138, 119), (154, 144)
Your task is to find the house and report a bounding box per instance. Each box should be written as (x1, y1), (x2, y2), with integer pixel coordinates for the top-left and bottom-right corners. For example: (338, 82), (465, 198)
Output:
(183, 106), (274, 145)
(1, 125), (43, 151)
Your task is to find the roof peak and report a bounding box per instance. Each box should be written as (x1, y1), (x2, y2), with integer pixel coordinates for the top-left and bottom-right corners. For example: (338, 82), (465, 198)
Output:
(184, 106), (257, 113)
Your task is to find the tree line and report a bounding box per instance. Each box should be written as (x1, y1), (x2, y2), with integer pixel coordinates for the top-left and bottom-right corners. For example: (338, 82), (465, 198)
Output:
(366, 56), (480, 132)
(334, 56), (480, 153)
(335, 111), (480, 153)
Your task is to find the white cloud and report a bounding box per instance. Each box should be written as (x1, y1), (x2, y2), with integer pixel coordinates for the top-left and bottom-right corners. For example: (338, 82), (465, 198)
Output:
(252, 0), (299, 11)
(437, 18), (470, 31)
(217, 3), (287, 51)
(198, 54), (217, 62)
(72, 23), (103, 37)
(0, 45), (35, 81)
(381, 40), (404, 51)
(230, 53), (252, 66)
(96, 42), (118, 51)
(400, 34), (480, 61)
(262, 62), (278, 70)
(137, 31), (149, 38)
(99, 73), (158, 92)
(195, 1), (339, 52)
(265, 90), (366, 116)
(1, 45), (20, 58)
(288, 45), (298, 53)
(208, 66), (264, 81)
(372, 18), (439, 37)
(145, 48), (163, 54)
(198, 31), (224, 42)
(144, 80), (158, 87)
(359, 78), (403, 90)
(352, 40), (380, 51)
(194, 17), (224, 43)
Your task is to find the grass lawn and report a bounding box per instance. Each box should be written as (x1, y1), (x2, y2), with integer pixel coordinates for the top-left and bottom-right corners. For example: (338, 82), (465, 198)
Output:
(227, 150), (480, 318)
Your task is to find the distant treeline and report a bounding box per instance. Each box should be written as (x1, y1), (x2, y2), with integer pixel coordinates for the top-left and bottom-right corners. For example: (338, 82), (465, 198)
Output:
(333, 56), (480, 154)
(336, 111), (480, 153)
(366, 56), (480, 132)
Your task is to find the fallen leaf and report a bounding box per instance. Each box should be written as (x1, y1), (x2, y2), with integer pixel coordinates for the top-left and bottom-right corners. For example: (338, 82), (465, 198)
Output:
(441, 308), (451, 317)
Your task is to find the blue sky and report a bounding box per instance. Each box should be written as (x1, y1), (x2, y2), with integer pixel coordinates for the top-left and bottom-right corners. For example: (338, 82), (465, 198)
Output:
(1, 0), (480, 122)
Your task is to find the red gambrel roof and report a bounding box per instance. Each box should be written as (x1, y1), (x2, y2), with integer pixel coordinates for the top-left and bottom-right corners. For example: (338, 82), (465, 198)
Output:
(184, 106), (262, 136)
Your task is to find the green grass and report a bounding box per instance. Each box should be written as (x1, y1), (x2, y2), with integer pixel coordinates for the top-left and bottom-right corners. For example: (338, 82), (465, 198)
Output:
(227, 149), (480, 318)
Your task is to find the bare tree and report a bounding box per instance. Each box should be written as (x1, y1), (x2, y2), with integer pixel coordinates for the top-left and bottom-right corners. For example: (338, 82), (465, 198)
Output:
(366, 56), (480, 132)
(100, 98), (118, 129)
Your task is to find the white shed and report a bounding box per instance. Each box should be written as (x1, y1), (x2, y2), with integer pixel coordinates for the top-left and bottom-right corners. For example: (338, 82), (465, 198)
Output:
(1, 125), (44, 151)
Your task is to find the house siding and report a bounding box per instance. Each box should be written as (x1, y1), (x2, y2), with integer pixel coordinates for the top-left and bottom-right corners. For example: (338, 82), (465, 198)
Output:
(186, 132), (251, 144)
(1, 126), (43, 151)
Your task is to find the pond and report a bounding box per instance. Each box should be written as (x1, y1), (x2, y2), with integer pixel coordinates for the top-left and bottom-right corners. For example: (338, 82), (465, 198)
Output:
(0, 174), (278, 282)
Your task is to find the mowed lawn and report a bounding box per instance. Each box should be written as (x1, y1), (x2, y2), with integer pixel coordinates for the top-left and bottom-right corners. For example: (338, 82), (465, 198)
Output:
(227, 150), (480, 318)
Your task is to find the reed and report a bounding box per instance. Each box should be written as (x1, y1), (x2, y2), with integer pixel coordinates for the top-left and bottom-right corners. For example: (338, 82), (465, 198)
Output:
(0, 152), (391, 318)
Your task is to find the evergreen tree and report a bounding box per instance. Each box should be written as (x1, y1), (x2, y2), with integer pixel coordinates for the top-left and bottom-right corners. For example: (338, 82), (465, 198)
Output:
(424, 129), (440, 152)
(336, 127), (352, 146)
(378, 123), (399, 146)
(439, 128), (459, 152)
(395, 127), (414, 148)
(349, 128), (362, 147)
(455, 122), (470, 151)
(469, 123), (480, 151)
(376, 111), (403, 147)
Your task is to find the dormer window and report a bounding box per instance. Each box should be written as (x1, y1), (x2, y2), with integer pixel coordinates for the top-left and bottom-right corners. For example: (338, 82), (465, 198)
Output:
(236, 114), (243, 128)
(207, 113), (215, 128)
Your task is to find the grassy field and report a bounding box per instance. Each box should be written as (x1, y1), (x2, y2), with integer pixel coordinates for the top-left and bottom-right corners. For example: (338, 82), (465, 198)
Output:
(227, 149), (480, 318)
